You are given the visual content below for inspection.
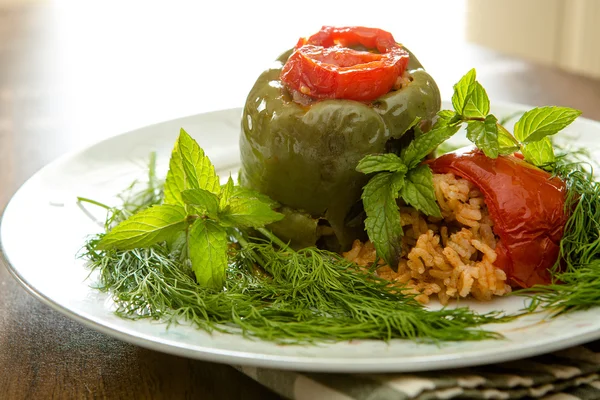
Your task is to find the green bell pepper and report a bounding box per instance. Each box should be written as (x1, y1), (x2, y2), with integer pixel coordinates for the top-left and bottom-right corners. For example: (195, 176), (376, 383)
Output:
(239, 48), (441, 251)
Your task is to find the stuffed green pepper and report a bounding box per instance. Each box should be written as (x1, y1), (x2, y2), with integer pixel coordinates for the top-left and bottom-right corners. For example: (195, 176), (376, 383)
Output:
(240, 26), (441, 250)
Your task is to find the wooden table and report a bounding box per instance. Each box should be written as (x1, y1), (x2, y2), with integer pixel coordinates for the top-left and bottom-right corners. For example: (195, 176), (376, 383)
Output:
(1, 4), (600, 399)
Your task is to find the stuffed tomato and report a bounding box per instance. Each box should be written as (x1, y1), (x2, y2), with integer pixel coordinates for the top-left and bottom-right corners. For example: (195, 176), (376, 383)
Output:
(429, 149), (568, 288)
(344, 148), (568, 304)
(240, 26), (441, 250)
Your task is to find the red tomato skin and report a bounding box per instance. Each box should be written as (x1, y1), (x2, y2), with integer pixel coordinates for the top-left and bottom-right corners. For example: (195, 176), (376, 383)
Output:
(280, 26), (409, 102)
(429, 150), (567, 288)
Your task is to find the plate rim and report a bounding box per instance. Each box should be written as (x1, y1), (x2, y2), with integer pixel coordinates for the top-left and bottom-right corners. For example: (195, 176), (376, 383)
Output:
(2, 101), (600, 373)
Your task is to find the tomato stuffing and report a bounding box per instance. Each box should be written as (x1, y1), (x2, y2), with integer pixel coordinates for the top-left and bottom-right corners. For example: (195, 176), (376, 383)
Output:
(429, 150), (568, 288)
(280, 26), (409, 102)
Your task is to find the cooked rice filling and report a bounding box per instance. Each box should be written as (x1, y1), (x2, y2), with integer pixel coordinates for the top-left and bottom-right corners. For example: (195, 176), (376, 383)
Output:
(343, 173), (511, 305)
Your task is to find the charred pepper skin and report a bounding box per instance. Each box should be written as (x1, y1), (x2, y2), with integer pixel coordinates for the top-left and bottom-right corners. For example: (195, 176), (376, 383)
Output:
(240, 48), (441, 250)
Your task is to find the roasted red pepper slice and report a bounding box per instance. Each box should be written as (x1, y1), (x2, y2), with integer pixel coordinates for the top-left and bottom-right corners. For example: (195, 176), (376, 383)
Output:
(429, 150), (567, 288)
(280, 26), (409, 102)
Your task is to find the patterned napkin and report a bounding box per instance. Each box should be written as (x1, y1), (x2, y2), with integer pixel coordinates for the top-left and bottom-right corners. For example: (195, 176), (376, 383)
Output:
(237, 340), (600, 399)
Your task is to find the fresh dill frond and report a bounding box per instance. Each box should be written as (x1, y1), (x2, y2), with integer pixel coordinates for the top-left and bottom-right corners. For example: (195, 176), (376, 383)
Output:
(79, 137), (600, 344)
(83, 234), (506, 344)
(78, 152), (164, 230)
(233, 240), (507, 342)
(110, 151), (164, 225)
(77, 153), (512, 343)
(523, 154), (600, 314)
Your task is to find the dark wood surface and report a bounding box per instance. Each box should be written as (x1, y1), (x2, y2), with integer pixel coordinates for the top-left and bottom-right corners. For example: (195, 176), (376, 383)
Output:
(1, 4), (600, 400)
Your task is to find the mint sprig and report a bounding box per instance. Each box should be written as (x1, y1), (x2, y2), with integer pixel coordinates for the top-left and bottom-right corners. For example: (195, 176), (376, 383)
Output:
(97, 204), (187, 250)
(466, 115), (499, 158)
(401, 120), (461, 169)
(358, 68), (582, 269)
(451, 68), (476, 115)
(220, 191), (284, 229)
(361, 172), (404, 268)
(177, 130), (221, 194)
(448, 69), (581, 165)
(521, 137), (554, 166)
(188, 219), (229, 289)
(98, 128), (283, 289)
(462, 82), (490, 119)
(401, 165), (442, 218)
(357, 122), (454, 268)
(356, 153), (408, 174)
(181, 188), (220, 217)
(514, 106), (582, 143)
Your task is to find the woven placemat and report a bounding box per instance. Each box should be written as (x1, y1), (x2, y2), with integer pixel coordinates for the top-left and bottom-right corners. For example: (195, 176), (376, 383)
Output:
(237, 340), (600, 399)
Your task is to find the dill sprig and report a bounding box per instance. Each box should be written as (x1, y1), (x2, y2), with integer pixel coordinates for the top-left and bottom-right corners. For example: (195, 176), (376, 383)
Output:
(78, 152), (164, 230)
(78, 139), (600, 343)
(76, 66), (600, 344)
(83, 234), (507, 343)
(524, 155), (600, 314)
(79, 154), (509, 343)
(235, 239), (507, 342)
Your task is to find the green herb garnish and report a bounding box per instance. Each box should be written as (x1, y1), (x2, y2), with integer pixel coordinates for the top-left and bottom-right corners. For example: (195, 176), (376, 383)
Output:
(448, 69), (581, 165)
(81, 152), (508, 343)
(358, 69), (583, 269)
(79, 68), (600, 344)
(84, 240), (508, 343)
(356, 120), (457, 267)
(95, 128), (283, 289)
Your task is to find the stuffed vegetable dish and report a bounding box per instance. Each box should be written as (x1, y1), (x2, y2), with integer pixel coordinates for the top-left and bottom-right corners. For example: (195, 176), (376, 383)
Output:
(81, 26), (600, 343)
(239, 26), (576, 305)
(240, 26), (441, 251)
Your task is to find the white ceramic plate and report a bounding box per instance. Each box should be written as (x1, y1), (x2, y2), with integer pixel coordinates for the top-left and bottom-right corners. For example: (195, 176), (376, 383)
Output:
(2, 102), (600, 373)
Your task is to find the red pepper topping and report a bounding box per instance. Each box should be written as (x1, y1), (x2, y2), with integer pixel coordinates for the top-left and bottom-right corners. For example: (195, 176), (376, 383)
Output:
(280, 26), (409, 102)
(429, 150), (567, 288)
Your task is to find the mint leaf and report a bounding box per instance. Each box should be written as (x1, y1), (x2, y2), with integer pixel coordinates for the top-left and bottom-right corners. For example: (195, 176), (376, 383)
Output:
(362, 172), (403, 268)
(220, 176), (235, 208)
(522, 137), (555, 166)
(97, 204), (187, 250)
(181, 188), (219, 217)
(466, 114), (499, 158)
(437, 110), (456, 121)
(400, 165), (442, 218)
(497, 124), (520, 155)
(451, 69), (476, 115)
(188, 219), (228, 289)
(401, 123), (461, 169)
(220, 192), (283, 229)
(514, 106), (582, 143)
(164, 129), (222, 206)
(231, 186), (279, 208)
(178, 128), (221, 195)
(462, 81), (490, 119)
(436, 110), (462, 127)
(163, 138), (185, 206)
(390, 171), (405, 194)
(356, 153), (407, 174)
